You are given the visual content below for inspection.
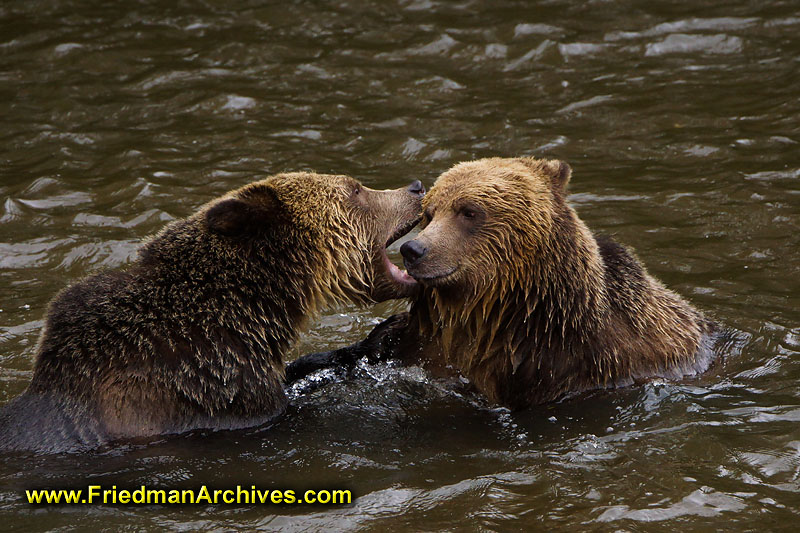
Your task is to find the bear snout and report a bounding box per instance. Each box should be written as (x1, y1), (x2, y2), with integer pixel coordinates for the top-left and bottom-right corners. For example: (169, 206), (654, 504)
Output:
(400, 239), (427, 265)
(407, 180), (426, 196)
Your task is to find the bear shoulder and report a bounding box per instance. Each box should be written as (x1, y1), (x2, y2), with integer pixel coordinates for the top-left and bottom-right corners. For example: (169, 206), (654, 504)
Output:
(594, 234), (650, 307)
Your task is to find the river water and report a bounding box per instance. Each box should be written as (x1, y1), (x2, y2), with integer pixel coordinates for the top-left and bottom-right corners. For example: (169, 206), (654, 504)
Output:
(1, 0), (799, 530)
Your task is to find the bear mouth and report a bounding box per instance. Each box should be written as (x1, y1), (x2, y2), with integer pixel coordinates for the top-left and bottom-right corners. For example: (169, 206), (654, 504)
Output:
(381, 217), (420, 287)
(409, 266), (459, 285)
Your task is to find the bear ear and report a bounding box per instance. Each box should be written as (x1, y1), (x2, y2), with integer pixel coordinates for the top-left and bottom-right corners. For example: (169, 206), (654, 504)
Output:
(206, 194), (280, 237)
(517, 157), (572, 191)
(541, 159), (571, 191)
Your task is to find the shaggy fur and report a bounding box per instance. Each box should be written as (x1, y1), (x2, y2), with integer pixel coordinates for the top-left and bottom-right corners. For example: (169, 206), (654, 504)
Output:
(289, 158), (716, 409)
(0, 172), (423, 453)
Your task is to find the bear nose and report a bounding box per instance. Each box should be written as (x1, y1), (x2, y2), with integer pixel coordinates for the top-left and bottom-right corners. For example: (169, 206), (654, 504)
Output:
(400, 239), (427, 265)
(407, 180), (426, 196)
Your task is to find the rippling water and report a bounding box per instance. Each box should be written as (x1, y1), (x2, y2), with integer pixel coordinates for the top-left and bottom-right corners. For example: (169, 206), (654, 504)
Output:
(2, 0), (799, 529)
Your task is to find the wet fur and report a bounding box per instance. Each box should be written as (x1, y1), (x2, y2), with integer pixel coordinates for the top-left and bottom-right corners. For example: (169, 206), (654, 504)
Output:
(0, 172), (414, 453)
(410, 158), (714, 407)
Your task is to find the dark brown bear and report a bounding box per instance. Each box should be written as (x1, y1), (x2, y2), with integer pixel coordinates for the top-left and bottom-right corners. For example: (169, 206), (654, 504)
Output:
(288, 158), (716, 409)
(0, 172), (424, 453)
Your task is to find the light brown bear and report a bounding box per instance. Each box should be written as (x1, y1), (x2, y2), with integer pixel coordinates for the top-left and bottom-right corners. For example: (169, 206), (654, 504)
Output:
(0, 172), (424, 453)
(288, 158), (716, 409)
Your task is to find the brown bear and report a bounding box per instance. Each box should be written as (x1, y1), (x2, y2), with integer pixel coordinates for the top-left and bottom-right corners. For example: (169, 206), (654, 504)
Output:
(0, 172), (425, 453)
(287, 157), (716, 409)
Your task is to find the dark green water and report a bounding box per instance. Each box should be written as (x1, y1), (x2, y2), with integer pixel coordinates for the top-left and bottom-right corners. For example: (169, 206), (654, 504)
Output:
(2, 0), (799, 530)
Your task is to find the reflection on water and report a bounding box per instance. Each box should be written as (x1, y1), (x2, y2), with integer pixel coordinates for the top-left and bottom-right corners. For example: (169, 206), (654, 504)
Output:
(1, 0), (799, 529)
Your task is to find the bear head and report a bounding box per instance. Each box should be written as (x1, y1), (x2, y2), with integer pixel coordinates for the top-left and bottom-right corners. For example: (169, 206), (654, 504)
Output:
(205, 172), (425, 304)
(400, 157), (571, 299)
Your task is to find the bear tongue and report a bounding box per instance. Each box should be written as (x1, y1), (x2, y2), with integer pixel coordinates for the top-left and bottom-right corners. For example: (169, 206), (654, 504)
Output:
(383, 251), (417, 285)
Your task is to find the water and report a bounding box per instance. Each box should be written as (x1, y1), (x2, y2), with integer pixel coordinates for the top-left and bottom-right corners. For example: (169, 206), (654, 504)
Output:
(1, 0), (799, 529)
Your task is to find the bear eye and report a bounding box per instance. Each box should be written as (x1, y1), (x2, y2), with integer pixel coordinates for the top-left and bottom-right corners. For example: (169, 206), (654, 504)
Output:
(353, 184), (362, 196)
(459, 206), (482, 220)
